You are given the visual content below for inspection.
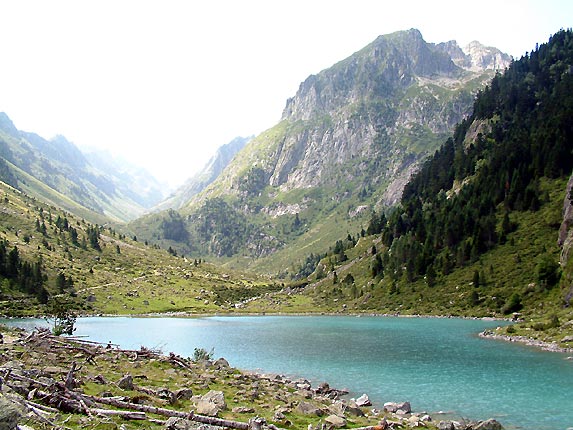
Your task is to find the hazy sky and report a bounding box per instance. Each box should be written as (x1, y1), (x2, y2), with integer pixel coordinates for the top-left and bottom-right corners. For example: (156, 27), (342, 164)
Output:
(0, 1), (571, 188)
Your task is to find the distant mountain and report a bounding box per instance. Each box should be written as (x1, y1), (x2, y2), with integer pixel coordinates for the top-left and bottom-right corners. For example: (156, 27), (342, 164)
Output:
(153, 136), (251, 212)
(0, 113), (166, 222)
(132, 29), (511, 269)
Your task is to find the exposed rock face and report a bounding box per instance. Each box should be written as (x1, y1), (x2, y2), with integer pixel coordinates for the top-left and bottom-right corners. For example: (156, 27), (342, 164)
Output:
(153, 29), (511, 261)
(559, 172), (573, 305)
(435, 40), (512, 72)
(200, 29), (509, 215)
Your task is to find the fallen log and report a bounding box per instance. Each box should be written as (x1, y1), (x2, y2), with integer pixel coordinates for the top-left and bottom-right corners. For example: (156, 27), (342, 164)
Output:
(90, 408), (146, 420)
(90, 395), (250, 429)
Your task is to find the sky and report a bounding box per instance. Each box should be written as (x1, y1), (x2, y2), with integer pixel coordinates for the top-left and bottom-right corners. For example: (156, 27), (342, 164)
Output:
(0, 1), (571, 189)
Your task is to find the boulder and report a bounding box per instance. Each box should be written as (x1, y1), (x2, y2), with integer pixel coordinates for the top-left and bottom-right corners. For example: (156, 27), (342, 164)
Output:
(213, 357), (230, 369)
(0, 397), (22, 430)
(232, 406), (255, 414)
(117, 374), (134, 391)
(196, 400), (222, 417)
(196, 390), (226, 416)
(384, 401), (411, 414)
(325, 415), (347, 428)
(355, 393), (372, 407)
(165, 417), (190, 430)
(475, 419), (504, 430)
(201, 390), (226, 409)
(175, 388), (194, 400)
(437, 421), (455, 430)
(296, 401), (323, 416)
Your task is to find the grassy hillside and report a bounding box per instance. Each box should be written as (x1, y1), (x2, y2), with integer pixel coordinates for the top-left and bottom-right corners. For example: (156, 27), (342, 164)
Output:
(0, 180), (279, 317)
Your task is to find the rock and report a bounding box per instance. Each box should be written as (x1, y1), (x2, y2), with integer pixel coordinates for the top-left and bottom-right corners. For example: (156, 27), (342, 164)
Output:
(475, 419), (504, 430)
(175, 388), (194, 400)
(117, 374), (134, 391)
(196, 390), (226, 417)
(0, 397), (22, 430)
(315, 382), (330, 394)
(384, 401), (411, 414)
(213, 357), (230, 369)
(93, 374), (107, 384)
(165, 417), (190, 430)
(273, 411), (286, 421)
(325, 415), (347, 428)
(562, 335), (573, 342)
(355, 393), (371, 407)
(196, 400), (221, 417)
(296, 401), (323, 416)
(438, 421), (455, 430)
(156, 387), (176, 404)
(232, 406), (255, 414)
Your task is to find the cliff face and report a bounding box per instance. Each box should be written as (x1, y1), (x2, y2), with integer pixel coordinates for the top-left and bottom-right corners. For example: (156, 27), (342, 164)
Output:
(142, 29), (512, 262)
(559, 173), (573, 305)
(245, 29), (510, 204)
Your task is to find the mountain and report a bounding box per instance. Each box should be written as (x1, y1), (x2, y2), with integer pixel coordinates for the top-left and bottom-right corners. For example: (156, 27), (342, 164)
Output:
(0, 114), (166, 223)
(132, 29), (511, 270)
(153, 136), (251, 212)
(235, 30), (573, 346)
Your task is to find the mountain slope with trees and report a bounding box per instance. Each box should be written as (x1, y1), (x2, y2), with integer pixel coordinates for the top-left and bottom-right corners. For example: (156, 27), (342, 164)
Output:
(131, 29), (510, 270)
(235, 30), (573, 346)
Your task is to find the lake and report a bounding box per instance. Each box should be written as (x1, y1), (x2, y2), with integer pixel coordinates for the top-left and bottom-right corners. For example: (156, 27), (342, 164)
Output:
(3, 315), (572, 430)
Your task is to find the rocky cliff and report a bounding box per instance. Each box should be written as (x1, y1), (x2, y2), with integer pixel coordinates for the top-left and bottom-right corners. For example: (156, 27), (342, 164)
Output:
(212, 29), (510, 205)
(135, 29), (511, 266)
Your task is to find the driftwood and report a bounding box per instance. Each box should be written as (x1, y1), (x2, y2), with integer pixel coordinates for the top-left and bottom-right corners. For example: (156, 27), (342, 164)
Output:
(1, 329), (287, 430)
(90, 408), (146, 420)
(90, 395), (250, 429)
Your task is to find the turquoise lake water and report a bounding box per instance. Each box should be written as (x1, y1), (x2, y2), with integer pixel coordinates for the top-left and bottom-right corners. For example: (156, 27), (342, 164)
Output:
(3, 315), (572, 430)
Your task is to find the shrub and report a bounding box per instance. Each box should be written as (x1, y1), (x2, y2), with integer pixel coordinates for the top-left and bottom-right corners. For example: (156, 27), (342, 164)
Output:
(193, 347), (214, 362)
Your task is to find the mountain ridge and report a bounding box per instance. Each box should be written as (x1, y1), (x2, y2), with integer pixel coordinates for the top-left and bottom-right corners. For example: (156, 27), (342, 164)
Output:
(132, 29), (511, 268)
(0, 113), (166, 222)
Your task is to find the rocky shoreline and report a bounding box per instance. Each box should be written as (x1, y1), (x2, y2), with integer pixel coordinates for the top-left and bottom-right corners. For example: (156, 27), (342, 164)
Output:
(479, 329), (573, 354)
(0, 325), (506, 430)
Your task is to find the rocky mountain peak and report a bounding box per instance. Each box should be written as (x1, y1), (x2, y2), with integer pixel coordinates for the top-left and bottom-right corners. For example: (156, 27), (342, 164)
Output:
(463, 40), (513, 71)
(282, 29), (459, 123)
(434, 40), (512, 72)
(0, 112), (20, 138)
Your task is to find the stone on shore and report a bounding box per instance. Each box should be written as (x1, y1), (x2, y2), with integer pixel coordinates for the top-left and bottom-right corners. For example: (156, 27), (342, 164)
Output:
(355, 393), (372, 407)
(437, 421), (455, 430)
(475, 418), (504, 430)
(325, 414), (347, 428)
(296, 401), (324, 416)
(384, 401), (411, 414)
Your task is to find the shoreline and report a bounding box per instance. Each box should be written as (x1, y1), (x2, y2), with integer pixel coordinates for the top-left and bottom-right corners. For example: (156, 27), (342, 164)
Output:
(479, 329), (573, 354)
(0, 324), (505, 430)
